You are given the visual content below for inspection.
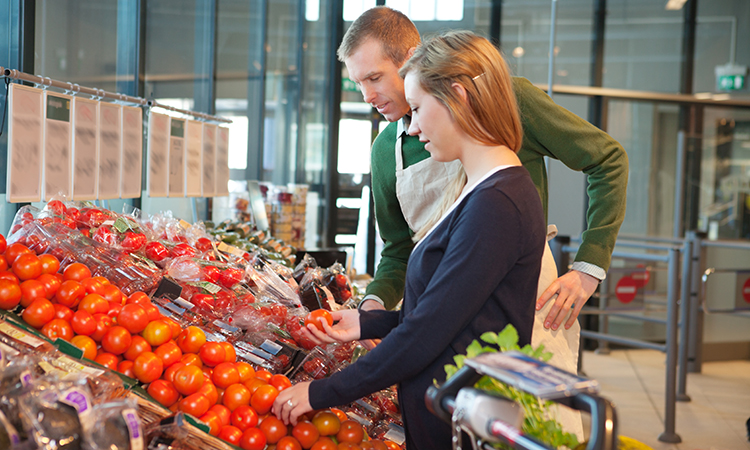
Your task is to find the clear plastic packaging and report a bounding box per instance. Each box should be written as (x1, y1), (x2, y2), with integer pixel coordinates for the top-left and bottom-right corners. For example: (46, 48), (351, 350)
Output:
(85, 398), (145, 450)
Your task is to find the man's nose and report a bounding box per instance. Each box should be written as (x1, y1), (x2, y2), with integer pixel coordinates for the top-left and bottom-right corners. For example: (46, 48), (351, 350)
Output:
(361, 85), (376, 104)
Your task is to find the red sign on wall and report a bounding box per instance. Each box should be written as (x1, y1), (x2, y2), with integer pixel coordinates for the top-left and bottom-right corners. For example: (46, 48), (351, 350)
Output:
(615, 276), (638, 304)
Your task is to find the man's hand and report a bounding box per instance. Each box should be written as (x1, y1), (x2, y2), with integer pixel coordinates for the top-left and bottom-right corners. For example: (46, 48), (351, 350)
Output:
(536, 270), (599, 330)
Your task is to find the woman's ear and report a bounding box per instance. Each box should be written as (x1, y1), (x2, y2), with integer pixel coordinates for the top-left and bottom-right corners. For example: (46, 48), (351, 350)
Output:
(451, 82), (469, 103)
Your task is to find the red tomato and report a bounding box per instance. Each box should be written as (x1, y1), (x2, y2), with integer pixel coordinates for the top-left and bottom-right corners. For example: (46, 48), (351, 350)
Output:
(117, 360), (135, 378)
(0, 234), (6, 254)
(176, 326), (207, 353)
(277, 436), (302, 450)
(12, 253), (42, 281)
(199, 411), (223, 436)
(270, 374), (292, 391)
(69, 310), (95, 336)
(141, 302), (162, 321)
(124, 335), (152, 361)
(312, 411), (341, 436)
(181, 352), (203, 369)
(218, 425), (244, 446)
(81, 277), (105, 295)
(55, 280), (86, 309)
(41, 318), (74, 341)
(222, 383), (251, 411)
(310, 437), (338, 450)
(259, 415), (288, 444)
(99, 284), (124, 304)
(101, 326), (133, 355)
(179, 393), (210, 417)
(199, 342), (226, 367)
(70, 335), (97, 360)
(145, 242), (170, 261)
(219, 268), (244, 288)
(235, 362), (256, 383)
(254, 369), (273, 383)
(197, 381), (220, 406)
(95, 352), (120, 371)
(154, 341), (183, 367)
(63, 262), (91, 281)
(304, 309), (333, 332)
(171, 243), (196, 258)
(117, 303), (149, 334)
(107, 301), (123, 319)
(240, 427), (267, 450)
(127, 291), (151, 304)
(133, 351), (164, 383)
(173, 364), (206, 396)
(38, 254), (60, 275)
(22, 298), (55, 329)
(220, 341), (237, 363)
(78, 293), (109, 315)
(209, 404), (232, 426)
(121, 232), (147, 253)
(195, 237), (213, 252)
(212, 362), (241, 389)
(250, 384), (279, 415)
(4, 243), (33, 266)
(201, 266), (221, 284)
(0, 279), (22, 310)
(336, 420), (364, 444)
(0, 271), (19, 284)
(293, 421), (320, 450)
(90, 313), (114, 341)
(160, 316), (183, 339)
(230, 404), (259, 430)
(147, 379), (180, 407)
(53, 304), (74, 322)
(141, 320), (172, 346)
(36, 273), (61, 299)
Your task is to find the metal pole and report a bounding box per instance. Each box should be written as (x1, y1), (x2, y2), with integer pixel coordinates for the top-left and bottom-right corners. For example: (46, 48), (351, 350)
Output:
(673, 131), (686, 239)
(547, 0), (558, 97)
(658, 248), (682, 443)
(677, 235), (692, 401)
(687, 232), (706, 373)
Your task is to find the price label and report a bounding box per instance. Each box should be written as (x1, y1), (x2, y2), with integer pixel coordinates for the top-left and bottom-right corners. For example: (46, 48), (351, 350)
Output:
(0, 322), (45, 348)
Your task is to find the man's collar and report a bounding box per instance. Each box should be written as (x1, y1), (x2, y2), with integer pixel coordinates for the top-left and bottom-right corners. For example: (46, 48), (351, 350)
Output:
(396, 115), (411, 137)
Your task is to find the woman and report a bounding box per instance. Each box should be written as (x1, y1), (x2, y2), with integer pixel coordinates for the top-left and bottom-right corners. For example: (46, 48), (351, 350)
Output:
(272, 30), (545, 449)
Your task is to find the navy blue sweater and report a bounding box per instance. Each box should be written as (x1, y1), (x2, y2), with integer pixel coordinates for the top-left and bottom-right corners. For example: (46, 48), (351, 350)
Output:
(309, 166), (545, 449)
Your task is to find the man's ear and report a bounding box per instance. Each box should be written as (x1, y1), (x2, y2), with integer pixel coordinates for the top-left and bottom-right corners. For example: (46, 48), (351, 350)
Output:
(451, 82), (469, 102)
(406, 47), (416, 60)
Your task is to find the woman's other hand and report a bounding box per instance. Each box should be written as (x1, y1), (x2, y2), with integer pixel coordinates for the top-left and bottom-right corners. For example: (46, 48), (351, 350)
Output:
(272, 381), (312, 425)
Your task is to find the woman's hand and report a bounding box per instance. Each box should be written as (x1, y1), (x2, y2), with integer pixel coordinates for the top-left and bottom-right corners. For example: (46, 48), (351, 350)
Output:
(272, 381), (312, 425)
(304, 309), (361, 345)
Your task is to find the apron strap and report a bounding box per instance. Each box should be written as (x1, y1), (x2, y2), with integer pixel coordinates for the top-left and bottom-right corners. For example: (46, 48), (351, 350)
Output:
(394, 135), (405, 173)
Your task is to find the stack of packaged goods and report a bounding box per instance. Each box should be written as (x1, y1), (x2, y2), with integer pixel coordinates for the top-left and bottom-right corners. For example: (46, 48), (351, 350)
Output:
(288, 184), (308, 250)
(272, 190), (294, 246)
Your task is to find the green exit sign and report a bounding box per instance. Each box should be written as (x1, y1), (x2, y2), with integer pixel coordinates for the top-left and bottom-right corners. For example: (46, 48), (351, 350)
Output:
(717, 74), (746, 91)
(342, 77), (359, 92)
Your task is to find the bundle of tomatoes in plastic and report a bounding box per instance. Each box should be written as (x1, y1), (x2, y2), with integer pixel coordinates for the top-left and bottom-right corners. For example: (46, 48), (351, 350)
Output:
(297, 263), (353, 312)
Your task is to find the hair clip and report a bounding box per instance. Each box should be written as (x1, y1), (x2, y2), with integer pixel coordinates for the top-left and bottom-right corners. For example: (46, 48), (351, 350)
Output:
(471, 72), (486, 81)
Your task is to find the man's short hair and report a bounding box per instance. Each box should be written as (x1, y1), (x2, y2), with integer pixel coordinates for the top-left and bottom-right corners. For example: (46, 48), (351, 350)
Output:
(337, 6), (421, 66)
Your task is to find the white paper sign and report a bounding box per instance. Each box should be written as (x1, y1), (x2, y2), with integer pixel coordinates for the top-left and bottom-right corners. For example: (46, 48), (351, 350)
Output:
(148, 112), (170, 197)
(185, 120), (203, 197)
(216, 126), (230, 196)
(7, 83), (44, 202)
(121, 105), (143, 198)
(43, 92), (73, 201)
(71, 97), (98, 200)
(168, 118), (186, 197)
(202, 123), (216, 197)
(98, 102), (122, 199)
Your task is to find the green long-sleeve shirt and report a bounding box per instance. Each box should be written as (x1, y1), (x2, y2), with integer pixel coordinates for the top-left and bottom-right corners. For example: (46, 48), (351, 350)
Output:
(366, 77), (629, 310)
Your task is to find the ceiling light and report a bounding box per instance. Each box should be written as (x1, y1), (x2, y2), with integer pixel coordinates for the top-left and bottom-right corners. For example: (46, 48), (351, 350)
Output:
(665, 0), (687, 10)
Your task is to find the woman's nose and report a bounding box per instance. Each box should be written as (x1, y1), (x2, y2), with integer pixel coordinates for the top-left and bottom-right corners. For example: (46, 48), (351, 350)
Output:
(407, 118), (420, 136)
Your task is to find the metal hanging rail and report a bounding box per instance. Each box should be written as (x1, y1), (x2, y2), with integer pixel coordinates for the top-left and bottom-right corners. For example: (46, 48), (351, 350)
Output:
(2, 67), (231, 124)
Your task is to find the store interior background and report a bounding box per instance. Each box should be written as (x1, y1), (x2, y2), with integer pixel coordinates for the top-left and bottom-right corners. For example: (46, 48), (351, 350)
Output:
(1, 0), (750, 361)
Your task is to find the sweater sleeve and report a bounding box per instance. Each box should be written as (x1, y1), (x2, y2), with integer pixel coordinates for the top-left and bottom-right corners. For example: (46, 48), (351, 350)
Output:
(515, 78), (628, 271)
(309, 185), (537, 410)
(364, 124), (415, 309)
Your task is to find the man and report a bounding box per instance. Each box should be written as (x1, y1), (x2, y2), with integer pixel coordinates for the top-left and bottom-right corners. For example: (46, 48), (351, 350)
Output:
(341, 7), (627, 373)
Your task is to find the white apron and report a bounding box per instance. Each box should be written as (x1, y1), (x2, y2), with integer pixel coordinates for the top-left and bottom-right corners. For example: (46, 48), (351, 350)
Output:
(394, 122), (583, 439)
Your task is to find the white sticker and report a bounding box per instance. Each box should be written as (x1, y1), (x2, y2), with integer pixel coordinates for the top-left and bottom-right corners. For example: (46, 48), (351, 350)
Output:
(122, 408), (144, 450)
(0, 322), (45, 348)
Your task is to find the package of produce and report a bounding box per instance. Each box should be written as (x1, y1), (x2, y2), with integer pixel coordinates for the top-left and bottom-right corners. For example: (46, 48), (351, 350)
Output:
(84, 398), (145, 450)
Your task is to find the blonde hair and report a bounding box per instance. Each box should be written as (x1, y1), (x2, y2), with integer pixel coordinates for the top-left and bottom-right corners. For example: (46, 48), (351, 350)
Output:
(401, 31), (523, 242)
(337, 6), (421, 66)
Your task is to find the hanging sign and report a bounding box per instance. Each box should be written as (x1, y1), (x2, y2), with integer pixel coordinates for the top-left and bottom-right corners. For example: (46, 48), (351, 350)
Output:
(43, 92), (72, 200)
(7, 83), (44, 202)
(168, 118), (186, 197)
(98, 102), (122, 199)
(121, 105), (143, 199)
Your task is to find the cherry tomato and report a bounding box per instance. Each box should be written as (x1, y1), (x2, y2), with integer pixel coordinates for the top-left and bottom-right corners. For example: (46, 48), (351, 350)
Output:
(173, 364), (206, 396)
(145, 242), (170, 261)
(0, 279), (22, 310)
(250, 383), (279, 415)
(240, 427), (267, 450)
(259, 415), (288, 444)
(304, 309), (333, 332)
(219, 425), (244, 446)
(141, 320), (172, 346)
(12, 253), (42, 281)
(154, 341), (183, 367)
(336, 420), (364, 444)
(41, 318), (74, 341)
(199, 341), (226, 367)
(63, 262), (91, 281)
(222, 383), (251, 411)
(292, 421), (320, 449)
(101, 326), (133, 355)
(22, 298), (55, 329)
(195, 237), (213, 252)
(117, 303), (149, 334)
(70, 335), (97, 360)
(133, 351), (164, 383)
(93, 226), (118, 246)
(39, 254), (60, 275)
(270, 374), (292, 391)
(312, 410), (341, 436)
(179, 392), (210, 417)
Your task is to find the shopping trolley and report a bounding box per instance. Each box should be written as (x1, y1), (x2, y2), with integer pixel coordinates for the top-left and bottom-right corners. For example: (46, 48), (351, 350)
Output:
(426, 351), (618, 450)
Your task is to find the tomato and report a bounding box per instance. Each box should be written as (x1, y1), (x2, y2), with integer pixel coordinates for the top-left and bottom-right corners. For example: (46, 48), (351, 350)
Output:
(209, 404), (232, 426)
(362, 441), (388, 450)
(46, 199), (66, 215)
(230, 404), (259, 430)
(141, 302), (162, 321)
(90, 313), (114, 341)
(304, 309), (333, 332)
(95, 352), (120, 371)
(199, 341), (226, 367)
(242, 378), (267, 396)
(100, 284), (124, 304)
(336, 420), (364, 444)
(0, 257), (6, 272)
(292, 421), (320, 449)
(63, 262), (91, 281)
(311, 437), (338, 450)
(68, 310), (94, 336)
(162, 361), (186, 384)
(121, 232), (147, 253)
(4, 243), (33, 266)
(190, 294), (215, 312)
(38, 254), (60, 275)
(12, 253), (42, 281)
(107, 301), (123, 319)
(0, 279), (22, 310)
(222, 383), (251, 411)
(154, 341), (183, 367)
(0, 234), (6, 254)
(145, 242), (170, 261)
(198, 410), (223, 436)
(250, 383), (278, 415)
(53, 304), (73, 322)
(41, 318), (74, 341)
(337, 443), (362, 450)
(270, 374), (292, 391)
(160, 316), (183, 339)
(53, 280), (84, 309)
(81, 277), (105, 295)
(0, 271), (19, 284)
(176, 326), (207, 353)
(259, 415), (288, 444)
(22, 298), (55, 329)
(133, 351), (164, 383)
(173, 364), (205, 396)
(235, 361), (255, 382)
(181, 352), (203, 368)
(212, 362), (240, 389)
(179, 393), (210, 417)
(197, 381), (220, 406)
(219, 425), (244, 445)
(93, 226), (117, 246)
(70, 335), (97, 360)
(171, 243), (196, 258)
(201, 265), (221, 283)
(101, 326), (132, 354)
(277, 436), (303, 450)
(117, 360), (135, 378)
(219, 267), (244, 288)
(79, 293), (109, 314)
(220, 341), (237, 363)
(127, 291), (151, 304)
(117, 303), (149, 334)
(141, 320), (172, 346)
(254, 369), (273, 383)
(312, 411), (341, 436)
(240, 427), (267, 450)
